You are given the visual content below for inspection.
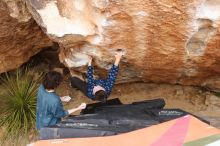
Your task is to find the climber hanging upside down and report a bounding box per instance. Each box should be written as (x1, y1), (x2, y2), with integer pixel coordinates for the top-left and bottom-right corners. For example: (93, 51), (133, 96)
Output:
(70, 50), (124, 103)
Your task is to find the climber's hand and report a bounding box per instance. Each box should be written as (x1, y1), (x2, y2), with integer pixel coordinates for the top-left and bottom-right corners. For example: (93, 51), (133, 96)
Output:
(88, 56), (92, 66)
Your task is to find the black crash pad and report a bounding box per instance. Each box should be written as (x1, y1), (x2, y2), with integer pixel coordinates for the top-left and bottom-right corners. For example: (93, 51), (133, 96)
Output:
(39, 98), (209, 140)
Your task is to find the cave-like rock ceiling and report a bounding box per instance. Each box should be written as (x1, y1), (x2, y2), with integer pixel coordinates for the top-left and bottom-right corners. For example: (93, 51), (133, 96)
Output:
(1, 0), (220, 90)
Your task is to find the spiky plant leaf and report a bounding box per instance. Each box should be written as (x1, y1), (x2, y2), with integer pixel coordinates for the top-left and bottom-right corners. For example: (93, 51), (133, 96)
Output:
(0, 68), (42, 140)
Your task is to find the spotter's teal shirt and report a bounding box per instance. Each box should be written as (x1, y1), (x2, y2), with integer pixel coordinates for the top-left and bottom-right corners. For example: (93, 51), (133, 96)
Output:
(36, 85), (69, 130)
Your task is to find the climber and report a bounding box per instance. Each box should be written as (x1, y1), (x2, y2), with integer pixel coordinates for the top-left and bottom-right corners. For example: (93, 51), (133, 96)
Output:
(70, 50), (124, 103)
(36, 71), (86, 130)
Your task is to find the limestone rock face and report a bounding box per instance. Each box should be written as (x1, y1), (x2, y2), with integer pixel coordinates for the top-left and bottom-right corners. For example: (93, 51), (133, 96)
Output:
(205, 93), (220, 110)
(0, 1), (53, 73)
(27, 0), (220, 89)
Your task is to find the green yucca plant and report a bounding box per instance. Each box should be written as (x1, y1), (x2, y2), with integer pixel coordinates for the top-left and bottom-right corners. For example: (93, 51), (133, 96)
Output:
(0, 68), (42, 140)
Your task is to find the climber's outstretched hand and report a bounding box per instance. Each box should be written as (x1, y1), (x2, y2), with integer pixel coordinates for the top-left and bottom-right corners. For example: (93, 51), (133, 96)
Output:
(114, 49), (124, 66)
(88, 56), (92, 66)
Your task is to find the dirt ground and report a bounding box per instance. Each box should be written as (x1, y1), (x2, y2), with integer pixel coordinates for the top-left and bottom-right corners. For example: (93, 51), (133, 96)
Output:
(57, 76), (220, 129)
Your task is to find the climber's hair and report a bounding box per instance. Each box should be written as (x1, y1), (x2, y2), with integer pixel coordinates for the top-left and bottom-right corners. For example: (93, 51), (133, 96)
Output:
(43, 71), (63, 90)
(94, 90), (107, 102)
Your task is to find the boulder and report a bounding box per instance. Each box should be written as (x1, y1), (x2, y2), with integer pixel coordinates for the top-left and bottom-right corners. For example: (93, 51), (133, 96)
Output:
(0, 0), (53, 73)
(5, 0), (220, 90)
(205, 93), (220, 108)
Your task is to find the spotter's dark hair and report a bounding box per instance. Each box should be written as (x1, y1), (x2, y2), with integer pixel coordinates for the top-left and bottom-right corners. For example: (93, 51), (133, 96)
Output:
(43, 71), (63, 90)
